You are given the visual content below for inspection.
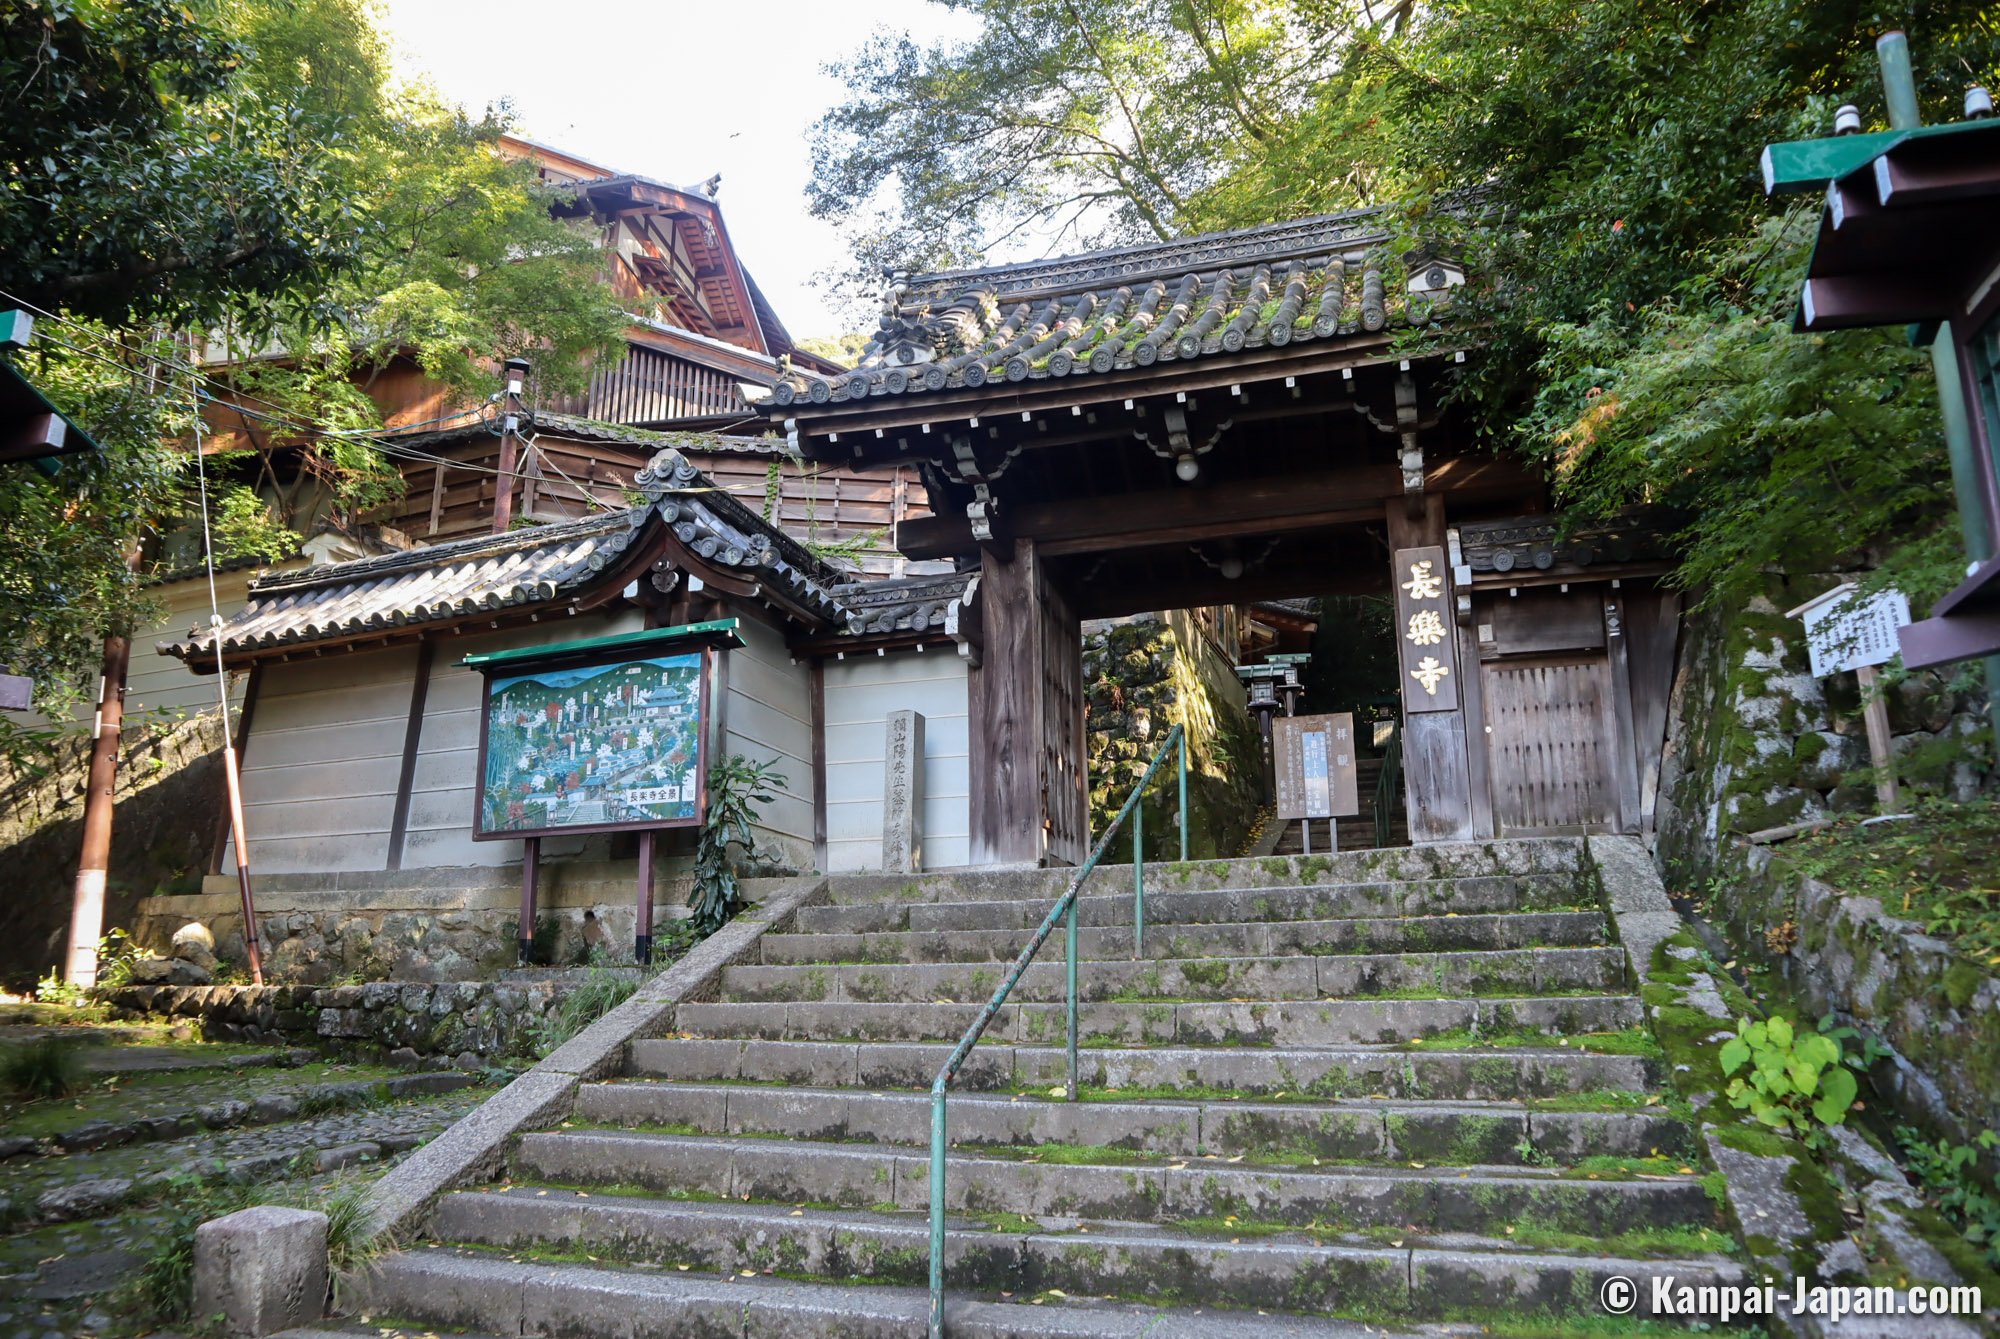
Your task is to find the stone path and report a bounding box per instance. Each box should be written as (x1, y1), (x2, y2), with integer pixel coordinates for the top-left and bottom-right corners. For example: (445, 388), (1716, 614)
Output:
(0, 1012), (492, 1338)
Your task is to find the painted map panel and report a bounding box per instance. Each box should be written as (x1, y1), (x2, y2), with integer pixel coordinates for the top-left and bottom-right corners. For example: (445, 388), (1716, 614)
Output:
(476, 652), (704, 836)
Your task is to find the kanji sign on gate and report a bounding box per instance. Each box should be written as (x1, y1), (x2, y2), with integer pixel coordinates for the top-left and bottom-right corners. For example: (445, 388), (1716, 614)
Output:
(1393, 545), (1460, 713)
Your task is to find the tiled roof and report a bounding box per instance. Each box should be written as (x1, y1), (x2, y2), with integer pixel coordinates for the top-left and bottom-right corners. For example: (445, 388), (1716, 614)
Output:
(829, 570), (977, 638)
(1456, 513), (1671, 577)
(1252, 597), (1322, 620)
(161, 449), (848, 663)
(762, 210), (1457, 408)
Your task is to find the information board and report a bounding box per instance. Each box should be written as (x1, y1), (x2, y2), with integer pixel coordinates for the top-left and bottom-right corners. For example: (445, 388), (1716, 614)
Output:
(473, 647), (709, 840)
(1273, 712), (1360, 820)
(1790, 584), (1910, 678)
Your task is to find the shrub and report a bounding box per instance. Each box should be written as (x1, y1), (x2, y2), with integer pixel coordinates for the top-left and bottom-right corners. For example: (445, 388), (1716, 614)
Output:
(1, 1035), (85, 1099)
(690, 754), (786, 938)
(1718, 1014), (1857, 1139)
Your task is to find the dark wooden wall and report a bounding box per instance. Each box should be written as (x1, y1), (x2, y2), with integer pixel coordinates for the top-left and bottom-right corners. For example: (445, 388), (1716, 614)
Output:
(546, 344), (743, 422)
(1467, 581), (1683, 837)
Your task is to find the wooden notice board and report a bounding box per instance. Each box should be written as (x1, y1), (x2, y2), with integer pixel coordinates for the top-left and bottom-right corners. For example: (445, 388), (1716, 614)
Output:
(1393, 544), (1460, 713)
(1274, 712), (1360, 820)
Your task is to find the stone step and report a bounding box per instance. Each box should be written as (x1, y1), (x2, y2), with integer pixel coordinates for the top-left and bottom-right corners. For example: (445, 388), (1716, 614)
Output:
(758, 910), (1611, 966)
(794, 877), (1593, 935)
(573, 1083), (1694, 1163)
(718, 948), (1626, 1005)
(668, 994), (1645, 1047)
(625, 1038), (1664, 1101)
(351, 1248), (1442, 1337)
(421, 1191), (1738, 1320)
(513, 1129), (1713, 1234)
(818, 840), (1589, 906)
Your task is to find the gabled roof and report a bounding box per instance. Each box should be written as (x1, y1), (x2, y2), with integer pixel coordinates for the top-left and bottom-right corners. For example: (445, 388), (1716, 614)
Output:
(761, 209), (1453, 408)
(161, 448), (849, 667)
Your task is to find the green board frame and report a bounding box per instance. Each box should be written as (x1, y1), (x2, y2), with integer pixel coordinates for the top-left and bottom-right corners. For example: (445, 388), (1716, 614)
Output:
(471, 638), (717, 841)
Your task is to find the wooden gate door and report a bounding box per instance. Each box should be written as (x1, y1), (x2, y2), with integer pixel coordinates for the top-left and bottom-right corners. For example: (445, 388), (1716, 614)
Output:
(1481, 655), (1619, 835)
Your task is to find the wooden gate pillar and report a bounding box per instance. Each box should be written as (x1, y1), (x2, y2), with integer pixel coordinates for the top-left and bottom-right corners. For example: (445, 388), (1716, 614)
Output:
(968, 539), (1087, 867)
(1387, 499), (1477, 842)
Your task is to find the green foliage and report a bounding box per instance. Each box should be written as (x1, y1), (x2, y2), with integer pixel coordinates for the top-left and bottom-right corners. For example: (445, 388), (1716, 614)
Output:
(123, 1170), (379, 1328)
(1718, 1013), (1857, 1137)
(690, 754), (787, 938)
(0, 1034), (85, 1099)
(33, 970), (85, 1007)
(1, 0), (363, 328)
(531, 966), (641, 1057)
(794, 332), (872, 367)
(807, 0), (1406, 306)
(1897, 1126), (2000, 1272)
(816, 0), (2000, 596)
(1526, 217), (1957, 610)
(1782, 796), (2000, 965)
(90, 927), (149, 991)
(0, 0), (626, 714)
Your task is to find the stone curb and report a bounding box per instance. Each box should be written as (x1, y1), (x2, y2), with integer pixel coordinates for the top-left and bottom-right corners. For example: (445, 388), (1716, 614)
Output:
(1589, 835), (1835, 1339)
(358, 875), (827, 1243)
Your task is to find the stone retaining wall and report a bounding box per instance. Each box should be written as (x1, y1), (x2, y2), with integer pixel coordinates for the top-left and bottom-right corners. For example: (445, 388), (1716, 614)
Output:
(1656, 578), (1992, 884)
(104, 978), (575, 1068)
(1705, 840), (2000, 1156)
(1083, 613), (1262, 860)
(133, 859), (705, 983)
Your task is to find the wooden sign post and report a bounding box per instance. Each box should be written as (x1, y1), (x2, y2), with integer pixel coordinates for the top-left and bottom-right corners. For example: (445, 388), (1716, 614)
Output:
(1787, 585), (1911, 812)
(1274, 712), (1360, 853)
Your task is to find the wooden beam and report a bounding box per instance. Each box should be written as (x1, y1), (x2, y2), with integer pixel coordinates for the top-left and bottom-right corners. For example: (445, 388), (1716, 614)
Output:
(969, 540), (1047, 867)
(1069, 561), (1382, 621)
(782, 338), (1438, 446)
(901, 455), (1531, 560)
(1874, 152), (2000, 208)
(386, 638), (435, 870)
(1800, 272), (1963, 330)
(0, 411), (64, 463)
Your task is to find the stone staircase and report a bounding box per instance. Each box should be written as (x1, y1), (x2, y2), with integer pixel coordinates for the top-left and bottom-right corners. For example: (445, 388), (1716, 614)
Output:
(332, 840), (1744, 1336)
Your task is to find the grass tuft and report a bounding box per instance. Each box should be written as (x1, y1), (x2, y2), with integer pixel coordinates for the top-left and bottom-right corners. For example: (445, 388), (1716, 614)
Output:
(1, 1035), (85, 1099)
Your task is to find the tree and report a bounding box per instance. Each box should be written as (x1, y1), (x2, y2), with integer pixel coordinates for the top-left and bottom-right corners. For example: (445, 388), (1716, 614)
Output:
(806, 0), (1411, 305)
(0, 0), (627, 714)
(1, 0), (361, 330)
(811, 0), (2000, 610)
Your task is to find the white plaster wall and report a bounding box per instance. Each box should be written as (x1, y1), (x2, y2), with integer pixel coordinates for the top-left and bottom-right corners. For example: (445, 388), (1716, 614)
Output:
(720, 613), (815, 868)
(399, 610), (645, 870)
(225, 644), (421, 874)
(823, 649), (970, 872)
(24, 570), (275, 731)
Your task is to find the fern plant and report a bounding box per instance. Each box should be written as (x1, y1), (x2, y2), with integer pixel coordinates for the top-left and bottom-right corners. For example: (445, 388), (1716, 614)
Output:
(689, 755), (786, 938)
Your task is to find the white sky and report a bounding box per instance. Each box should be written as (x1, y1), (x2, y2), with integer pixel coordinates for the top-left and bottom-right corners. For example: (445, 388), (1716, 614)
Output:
(378, 0), (978, 340)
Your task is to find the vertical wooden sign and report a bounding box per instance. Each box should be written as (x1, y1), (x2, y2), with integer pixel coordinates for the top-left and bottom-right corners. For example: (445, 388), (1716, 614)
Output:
(1392, 545), (1459, 713)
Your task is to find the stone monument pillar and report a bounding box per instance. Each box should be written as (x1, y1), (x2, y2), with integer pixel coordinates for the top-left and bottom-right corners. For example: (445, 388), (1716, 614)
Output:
(882, 710), (925, 873)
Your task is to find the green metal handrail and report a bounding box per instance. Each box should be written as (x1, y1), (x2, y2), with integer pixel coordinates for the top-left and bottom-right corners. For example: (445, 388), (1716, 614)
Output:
(927, 723), (1187, 1338)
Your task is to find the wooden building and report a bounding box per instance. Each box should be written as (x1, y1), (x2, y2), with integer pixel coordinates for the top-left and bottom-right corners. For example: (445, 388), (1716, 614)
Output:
(755, 212), (1687, 861)
(159, 448), (979, 888)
